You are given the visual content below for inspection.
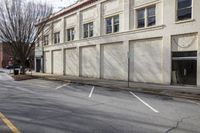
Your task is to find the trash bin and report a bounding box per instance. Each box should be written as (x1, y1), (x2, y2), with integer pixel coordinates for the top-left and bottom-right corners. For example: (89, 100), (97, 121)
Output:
(14, 70), (19, 75)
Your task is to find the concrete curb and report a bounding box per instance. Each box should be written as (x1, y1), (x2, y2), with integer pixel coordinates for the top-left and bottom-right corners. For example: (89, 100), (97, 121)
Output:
(31, 75), (200, 101)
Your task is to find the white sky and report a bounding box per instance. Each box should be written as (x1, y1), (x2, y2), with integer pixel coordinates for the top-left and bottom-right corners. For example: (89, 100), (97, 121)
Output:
(29, 0), (78, 12)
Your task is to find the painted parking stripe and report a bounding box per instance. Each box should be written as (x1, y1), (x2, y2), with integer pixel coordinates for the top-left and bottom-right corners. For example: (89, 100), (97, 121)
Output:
(129, 91), (159, 113)
(89, 86), (95, 98)
(56, 84), (68, 90)
(0, 112), (21, 133)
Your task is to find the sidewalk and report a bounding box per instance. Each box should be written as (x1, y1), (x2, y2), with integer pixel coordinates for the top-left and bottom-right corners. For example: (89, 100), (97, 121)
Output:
(28, 72), (200, 101)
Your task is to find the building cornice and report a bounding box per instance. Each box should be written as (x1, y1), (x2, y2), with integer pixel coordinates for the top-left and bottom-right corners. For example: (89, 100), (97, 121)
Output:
(36, 0), (98, 26)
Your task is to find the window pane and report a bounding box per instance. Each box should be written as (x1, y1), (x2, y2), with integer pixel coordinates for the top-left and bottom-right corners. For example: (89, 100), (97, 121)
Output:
(67, 29), (71, 41)
(114, 25), (119, 32)
(106, 26), (112, 34)
(106, 18), (112, 26)
(114, 15), (119, 24)
(106, 18), (112, 34)
(114, 15), (119, 32)
(89, 23), (93, 37)
(137, 9), (145, 19)
(83, 24), (88, 38)
(43, 36), (48, 46)
(147, 7), (155, 17)
(137, 19), (145, 28)
(148, 16), (156, 26)
(177, 7), (192, 20)
(178, 0), (191, 9)
(72, 28), (75, 40)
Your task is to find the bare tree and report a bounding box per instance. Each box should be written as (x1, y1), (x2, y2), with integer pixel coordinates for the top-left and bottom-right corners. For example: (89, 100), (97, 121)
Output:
(0, 0), (52, 74)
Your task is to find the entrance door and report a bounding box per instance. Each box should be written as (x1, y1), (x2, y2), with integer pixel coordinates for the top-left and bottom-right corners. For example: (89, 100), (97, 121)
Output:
(36, 58), (41, 72)
(172, 51), (197, 85)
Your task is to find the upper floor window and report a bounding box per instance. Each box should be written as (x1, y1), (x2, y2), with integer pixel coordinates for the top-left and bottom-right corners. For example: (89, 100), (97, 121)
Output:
(137, 9), (145, 28)
(147, 7), (156, 26)
(83, 22), (93, 38)
(36, 37), (40, 47)
(54, 32), (60, 44)
(137, 6), (156, 28)
(67, 28), (75, 41)
(43, 35), (49, 46)
(177, 0), (192, 21)
(106, 15), (119, 34)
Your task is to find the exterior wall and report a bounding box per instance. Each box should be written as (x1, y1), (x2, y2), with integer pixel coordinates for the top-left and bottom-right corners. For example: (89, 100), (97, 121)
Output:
(64, 48), (79, 76)
(36, 0), (200, 86)
(52, 50), (62, 75)
(130, 38), (163, 83)
(0, 43), (11, 68)
(100, 42), (127, 80)
(80, 46), (98, 78)
(44, 51), (51, 73)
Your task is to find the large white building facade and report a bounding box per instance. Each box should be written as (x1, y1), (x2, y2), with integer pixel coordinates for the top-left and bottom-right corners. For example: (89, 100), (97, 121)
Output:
(35, 0), (200, 86)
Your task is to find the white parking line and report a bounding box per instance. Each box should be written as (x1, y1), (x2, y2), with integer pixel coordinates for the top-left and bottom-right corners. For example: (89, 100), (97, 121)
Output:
(56, 84), (68, 90)
(129, 91), (159, 113)
(89, 86), (95, 98)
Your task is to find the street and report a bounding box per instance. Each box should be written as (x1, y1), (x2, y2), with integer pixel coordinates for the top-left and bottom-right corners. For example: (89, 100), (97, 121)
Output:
(0, 72), (200, 133)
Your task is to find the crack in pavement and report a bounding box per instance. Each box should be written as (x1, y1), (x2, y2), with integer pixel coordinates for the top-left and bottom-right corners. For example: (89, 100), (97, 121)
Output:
(165, 116), (195, 133)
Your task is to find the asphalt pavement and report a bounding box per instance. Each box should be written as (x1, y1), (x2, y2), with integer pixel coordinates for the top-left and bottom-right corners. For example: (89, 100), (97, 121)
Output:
(0, 72), (200, 133)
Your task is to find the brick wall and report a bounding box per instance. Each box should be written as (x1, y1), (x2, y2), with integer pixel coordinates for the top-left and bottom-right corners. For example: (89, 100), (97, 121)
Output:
(0, 43), (11, 68)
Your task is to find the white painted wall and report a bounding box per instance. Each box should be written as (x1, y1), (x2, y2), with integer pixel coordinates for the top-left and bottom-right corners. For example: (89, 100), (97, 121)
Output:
(44, 51), (51, 73)
(80, 46), (98, 78)
(52, 50), (62, 74)
(130, 38), (163, 83)
(64, 48), (79, 76)
(37, 0), (200, 86)
(100, 42), (127, 80)
(172, 33), (198, 52)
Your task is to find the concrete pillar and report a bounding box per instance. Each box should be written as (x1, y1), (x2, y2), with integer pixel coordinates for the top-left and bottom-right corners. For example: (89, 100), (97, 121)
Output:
(34, 57), (36, 72)
(96, 44), (101, 78)
(162, 35), (171, 84)
(50, 50), (53, 74)
(96, 3), (102, 36)
(197, 33), (200, 86)
(123, 0), (130, 31)
(62, 48), (65, 75)
(124, 40), (129, 81)
(78, 46), (81, 77)
(61, 18), (65, 43)
(76, 12), (81, 40)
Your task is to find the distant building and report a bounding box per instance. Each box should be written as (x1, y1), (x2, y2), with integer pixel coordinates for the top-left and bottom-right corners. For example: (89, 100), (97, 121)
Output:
(35, 0), (200, 86)
(0, 43), (10, 68)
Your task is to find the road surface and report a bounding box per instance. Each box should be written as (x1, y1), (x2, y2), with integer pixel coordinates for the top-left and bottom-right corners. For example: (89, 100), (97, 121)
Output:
(0, 71), (200, 133)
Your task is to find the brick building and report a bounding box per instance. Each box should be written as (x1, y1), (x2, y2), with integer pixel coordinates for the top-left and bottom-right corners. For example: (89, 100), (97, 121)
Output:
(0, 43), (10, 68)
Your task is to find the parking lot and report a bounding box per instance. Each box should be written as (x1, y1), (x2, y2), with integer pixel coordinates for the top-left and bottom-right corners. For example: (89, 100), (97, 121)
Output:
(0, 73), (200, 133)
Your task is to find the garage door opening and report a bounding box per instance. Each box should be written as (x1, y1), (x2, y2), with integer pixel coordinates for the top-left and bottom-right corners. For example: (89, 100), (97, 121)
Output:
(172, 51), (197, 85)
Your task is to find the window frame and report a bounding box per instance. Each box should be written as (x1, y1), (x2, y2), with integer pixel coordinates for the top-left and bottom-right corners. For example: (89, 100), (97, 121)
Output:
(43, 35), (49, 46)
(176, 0), (193, 21)
(137, 8), (145, 28)
(66, 27), (75, 42)
(136, 5), (156, 29)
(105, 15), (120, 34)
(147, 6), (156, 27)
(83, 22), (93, 38)
(54, 32), (60, 44)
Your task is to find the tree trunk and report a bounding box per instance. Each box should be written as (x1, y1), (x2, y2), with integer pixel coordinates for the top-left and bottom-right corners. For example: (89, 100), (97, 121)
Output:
(21, 61), (26, 75)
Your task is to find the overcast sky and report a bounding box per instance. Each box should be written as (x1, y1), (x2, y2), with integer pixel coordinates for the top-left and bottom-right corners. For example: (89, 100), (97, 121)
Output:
(30, 0), (78, 12)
